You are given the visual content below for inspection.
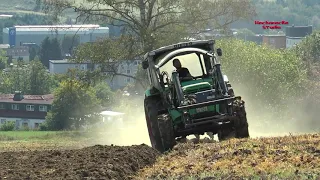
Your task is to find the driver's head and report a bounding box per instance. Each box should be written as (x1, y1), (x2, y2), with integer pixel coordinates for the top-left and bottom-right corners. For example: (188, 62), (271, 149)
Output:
(173, 58), (181, 69)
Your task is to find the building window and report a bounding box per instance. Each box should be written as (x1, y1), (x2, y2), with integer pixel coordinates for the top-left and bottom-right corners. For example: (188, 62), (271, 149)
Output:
(0, 103), (5, 109)
(126, 77), (131, 83)
(134, 61), (138, 65)
(127, 69), (131, 74)
(11, 104), (19, 110)
(1, 119), (6, 124)
(39, 105), (47, 112)
(26, 105), (34, 111)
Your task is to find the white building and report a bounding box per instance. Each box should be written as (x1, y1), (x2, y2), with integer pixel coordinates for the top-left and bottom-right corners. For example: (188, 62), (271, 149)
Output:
(285, 25), (312, 48)
(49, 59), (142, 89)
(2, 24), (109, 47)
(0, 92), (53, 130)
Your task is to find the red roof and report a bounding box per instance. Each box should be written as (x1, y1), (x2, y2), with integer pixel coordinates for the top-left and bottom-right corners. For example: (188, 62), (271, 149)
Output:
(0, 94), (54, 104)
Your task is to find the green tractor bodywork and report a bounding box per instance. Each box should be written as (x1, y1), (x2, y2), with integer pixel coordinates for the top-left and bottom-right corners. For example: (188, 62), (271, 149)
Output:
(143, 39), (249, 153)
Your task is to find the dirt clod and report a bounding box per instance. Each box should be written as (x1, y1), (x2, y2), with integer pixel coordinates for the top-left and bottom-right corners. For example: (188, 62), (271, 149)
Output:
(0, 144), (160, 180)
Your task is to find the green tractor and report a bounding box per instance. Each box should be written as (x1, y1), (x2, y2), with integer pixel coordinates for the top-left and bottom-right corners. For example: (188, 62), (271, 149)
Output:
(142, 39), (249, 153)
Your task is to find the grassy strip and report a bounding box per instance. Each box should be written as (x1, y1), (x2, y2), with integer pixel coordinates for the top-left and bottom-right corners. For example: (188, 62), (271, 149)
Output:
(0, 131), (92, 141)
(136, 134), (320, 179)
(0, 131), (99, 152)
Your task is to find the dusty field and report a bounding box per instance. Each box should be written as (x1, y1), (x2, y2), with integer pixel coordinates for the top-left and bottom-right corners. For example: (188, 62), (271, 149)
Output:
(0, 132), (320, 179)
(0, 144), (159, 180)
(136, 134), (320, 179)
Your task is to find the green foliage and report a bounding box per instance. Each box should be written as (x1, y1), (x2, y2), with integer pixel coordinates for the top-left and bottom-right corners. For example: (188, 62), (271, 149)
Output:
(29, 60), (54, 95)
(93, 82), (115, 108)
(45, 79), (101, 130)
(293, 31), (320, 80)
(0, 60), (55, 94)
(29, 47), (38, 61)
(0, 121), (15, 131)
(39, 37), (62, 68)
(294, 30), (320, 63)
(216, 38), (308, 119)
(0, 50), (7, 70)
(61, 35), (80, 55)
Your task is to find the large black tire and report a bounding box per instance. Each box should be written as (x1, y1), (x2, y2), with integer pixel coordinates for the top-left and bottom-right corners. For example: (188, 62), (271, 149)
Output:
(218, 129), (235, 141)
(144, 97), (176, 153)
(218, 99), (249, 141)
(233, 99), (250, 138)
(158, 114), (176, 151)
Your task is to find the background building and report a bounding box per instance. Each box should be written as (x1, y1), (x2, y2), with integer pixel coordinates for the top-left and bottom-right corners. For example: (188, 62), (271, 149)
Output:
(49, 59), (141, 90)
(262, 35), (286, 49)
(2, 24), (109, 47)
(0, 92), (53, 130)
(286, 25), (312, 48)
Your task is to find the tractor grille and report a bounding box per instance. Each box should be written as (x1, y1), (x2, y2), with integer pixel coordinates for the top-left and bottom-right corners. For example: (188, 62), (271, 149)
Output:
(185, 87), (211, 94)
(191, 111), (218, 120)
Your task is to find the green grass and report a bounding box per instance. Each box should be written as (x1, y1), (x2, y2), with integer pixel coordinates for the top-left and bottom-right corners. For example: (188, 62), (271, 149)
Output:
(0, 131), (99, 152)
(0, 131), (91, 141)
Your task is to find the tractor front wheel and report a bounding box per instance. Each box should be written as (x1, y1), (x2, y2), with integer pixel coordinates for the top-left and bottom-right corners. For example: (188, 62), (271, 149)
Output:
(218, 99), (249, 141)
(233, 99), (250, 138)
(144, 97), (176, 153)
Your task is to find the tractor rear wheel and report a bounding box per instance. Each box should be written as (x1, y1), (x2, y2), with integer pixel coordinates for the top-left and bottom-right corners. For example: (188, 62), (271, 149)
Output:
(144, 97), (176, 153)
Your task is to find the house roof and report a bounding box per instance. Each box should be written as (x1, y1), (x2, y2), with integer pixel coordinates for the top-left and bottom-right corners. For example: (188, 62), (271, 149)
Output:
(0, 94), (54, 105)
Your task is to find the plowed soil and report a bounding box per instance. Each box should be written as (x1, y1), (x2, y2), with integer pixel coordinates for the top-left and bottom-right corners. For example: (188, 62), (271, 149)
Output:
(0, 144), (160, 180)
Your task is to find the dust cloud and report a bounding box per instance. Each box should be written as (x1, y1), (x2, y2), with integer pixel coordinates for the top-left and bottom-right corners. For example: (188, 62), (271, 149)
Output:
(232, 83), (320, 138)
(88, 101), (152, 146)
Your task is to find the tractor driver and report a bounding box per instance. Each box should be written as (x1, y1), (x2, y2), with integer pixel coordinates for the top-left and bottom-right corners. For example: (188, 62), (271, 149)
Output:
(172, 58), (192, 78)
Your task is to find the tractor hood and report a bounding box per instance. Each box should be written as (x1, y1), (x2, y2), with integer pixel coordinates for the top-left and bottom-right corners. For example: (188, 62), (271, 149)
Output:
(182, 82), (212, 94)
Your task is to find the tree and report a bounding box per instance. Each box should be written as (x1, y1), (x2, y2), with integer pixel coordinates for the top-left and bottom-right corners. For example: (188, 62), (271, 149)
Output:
(29, 60), (53, 95)
(39, 37), (62, 68)
(34, 0), (41, 11)
(0, 50), (7, 70)
(0, 59), (55, 95)
(294, 30), (320, 80)
(45, 78), (101, 130)
(93, 81), (115, 109)
(61, 35), (80, 56)
(39, 37), (52, 68)
(50, 38), (63, 60)
(29, 47), (37, 61)
(43, 0), (256, 53)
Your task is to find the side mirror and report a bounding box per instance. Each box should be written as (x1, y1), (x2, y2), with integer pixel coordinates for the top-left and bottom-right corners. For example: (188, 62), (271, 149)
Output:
(217, 48), (222, 56)
(142, 61), (149, 69)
